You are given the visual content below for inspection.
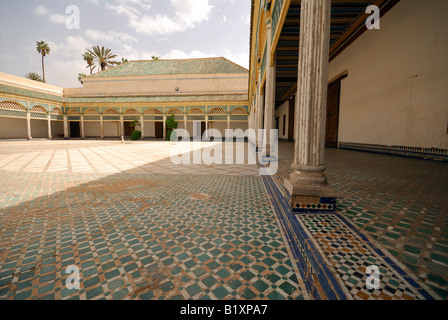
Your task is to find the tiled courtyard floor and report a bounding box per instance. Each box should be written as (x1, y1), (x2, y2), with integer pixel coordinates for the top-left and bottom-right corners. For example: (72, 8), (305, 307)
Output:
(0, 140), (306, 300)
(0, 140), (446, 300)
(274, 142), (448, 299)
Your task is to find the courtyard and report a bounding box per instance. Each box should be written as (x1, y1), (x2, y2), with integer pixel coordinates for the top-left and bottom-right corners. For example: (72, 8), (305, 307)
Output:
(0, 140), (446, 300)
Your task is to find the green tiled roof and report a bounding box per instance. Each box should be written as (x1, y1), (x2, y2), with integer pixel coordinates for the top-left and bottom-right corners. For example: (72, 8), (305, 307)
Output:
(65, 94), (248, 104)
(0, 83), (63, 103)
(88, 58), (249, 78)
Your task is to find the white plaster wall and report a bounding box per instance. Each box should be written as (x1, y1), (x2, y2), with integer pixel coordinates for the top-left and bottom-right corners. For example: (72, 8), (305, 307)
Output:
(328, 0), (448, 149)
(143, 121), (155, 137)
(67, 73), (248, 97)
(85, 122), (101, 137)
(30, 119), (48, 138)
(230, 122), (248, 132)
(210, 122), (228, 136)
(104, 122), (119, 137)
(275, 101), (289, 140)
(0, 118), (27, 138)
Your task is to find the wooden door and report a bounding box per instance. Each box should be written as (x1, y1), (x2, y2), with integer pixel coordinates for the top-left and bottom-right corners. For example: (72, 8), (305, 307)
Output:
(70, 122), (80, 138)
(124, 122), (134, 136)
(155, 122), (163, 139)
(201, 122), (206, 136)
(326, 80), (341, 148)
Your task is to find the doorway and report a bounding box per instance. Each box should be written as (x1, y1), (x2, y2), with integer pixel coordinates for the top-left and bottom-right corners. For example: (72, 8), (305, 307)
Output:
(70, 122), (80, 138)
(124, 122), (134, 136)
(325, 77), (344, 148)
(155, 122), (163, 139)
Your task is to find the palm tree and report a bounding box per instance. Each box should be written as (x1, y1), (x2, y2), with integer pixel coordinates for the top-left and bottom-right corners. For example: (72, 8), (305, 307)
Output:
(83, 52), (96, 75)
(24, 72), (44, 82)
(78, 73), (87, 84)
(87, 46), (119, 71)
(36, 41), (50, 83)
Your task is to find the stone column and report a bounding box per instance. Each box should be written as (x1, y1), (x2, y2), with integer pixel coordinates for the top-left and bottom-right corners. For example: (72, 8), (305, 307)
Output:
(100, 114), (104, 139)
(184, 115), (187, 135)
(26, 110), (32, 140)
(257, 80), (265, 151)
(163, 115), (167, 140)
(284, 0), (337, 213)
(120, 115), (124, 138)
(63, 115), (69, 139)
(80, 115), (85, 139)
(47, 113), (52, 139)
(205, 115), (209, 139)
(140, 114), (145, 139)
(263, 16), (276, 157)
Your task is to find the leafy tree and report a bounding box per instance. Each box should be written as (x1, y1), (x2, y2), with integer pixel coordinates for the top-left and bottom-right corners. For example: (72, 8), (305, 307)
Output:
(87, 45), (119, 71)
(130, 120), (141, 128)
(78, 73), (87, 84)
(83, 52), (96, 75)
(36, 41), (50, 83)
(151, 56), (160, 60)
(166, 114), (178, 141)
(24, 72), (44, 82)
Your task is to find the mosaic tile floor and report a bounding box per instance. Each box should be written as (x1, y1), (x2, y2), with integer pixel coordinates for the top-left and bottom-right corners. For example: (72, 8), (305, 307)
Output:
(270, 142), (447, 299)
(0, 141), (307, 300)
(0, 140), (446, 300)
(0, 140), (259, 176)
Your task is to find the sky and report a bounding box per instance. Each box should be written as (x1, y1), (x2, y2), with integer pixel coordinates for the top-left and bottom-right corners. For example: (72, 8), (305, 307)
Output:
(0, 0), (251, 88)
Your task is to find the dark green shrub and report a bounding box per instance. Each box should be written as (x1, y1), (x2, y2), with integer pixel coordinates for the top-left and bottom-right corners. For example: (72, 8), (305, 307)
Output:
(166, 115), (178, 141)
(131, 130), (142, 140)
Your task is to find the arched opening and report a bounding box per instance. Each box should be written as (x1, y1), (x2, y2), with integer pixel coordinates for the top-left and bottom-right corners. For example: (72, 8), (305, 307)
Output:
(30, 105), (48, 138)
(0, 101), (27, 139)
(208, 107), (228, 136)
(123, 109), (140, 137)
(83, 109), (101, 138)
(102, 109), (120, 137)
(51, 108), (64, 138)
(143, 108), (164, 139)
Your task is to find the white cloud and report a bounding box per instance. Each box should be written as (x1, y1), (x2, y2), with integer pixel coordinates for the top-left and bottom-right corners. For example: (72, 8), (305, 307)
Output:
(106, 0), (214, 36)
(47, 36), (92, 58)
(34, 5), (50, 16)
(223, 50), (249, 69)
(161, 49), (248, 69)
(49, 14), (67, 24)
(44, 36), (94, 87)
(85, 30), (138, 43)
(34, 5), (68, 25)
(85, 0), (100, 5)
(162, 49), (214, 60)
(46, 58), (87, 88)
(118, 44), (159, 61)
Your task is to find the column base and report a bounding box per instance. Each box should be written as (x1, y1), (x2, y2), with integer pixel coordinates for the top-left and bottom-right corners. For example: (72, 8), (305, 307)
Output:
(284, 179), (338, 214)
